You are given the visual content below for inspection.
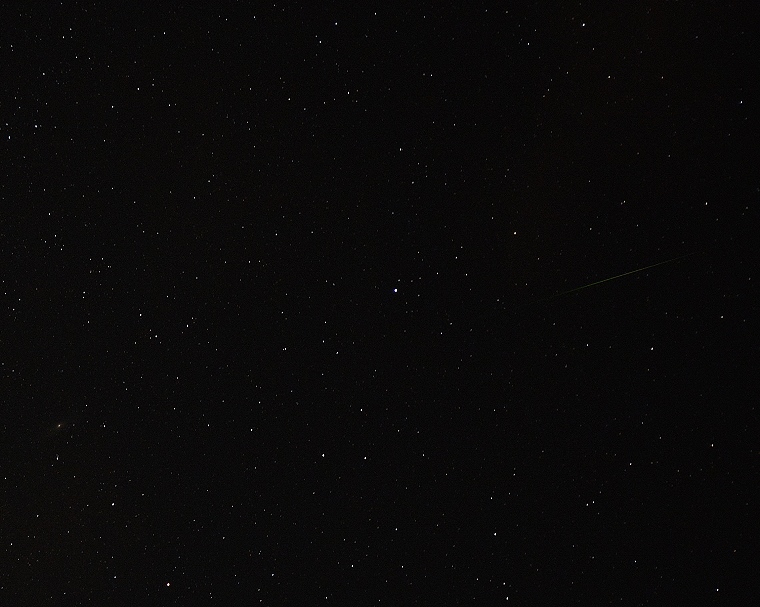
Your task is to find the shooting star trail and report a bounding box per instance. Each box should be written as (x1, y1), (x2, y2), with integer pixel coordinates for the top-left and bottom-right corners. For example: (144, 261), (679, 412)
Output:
(546, 252), (697, 302)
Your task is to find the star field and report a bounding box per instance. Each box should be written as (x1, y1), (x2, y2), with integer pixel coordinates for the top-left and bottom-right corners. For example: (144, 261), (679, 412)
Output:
(1, 3), (757, 604)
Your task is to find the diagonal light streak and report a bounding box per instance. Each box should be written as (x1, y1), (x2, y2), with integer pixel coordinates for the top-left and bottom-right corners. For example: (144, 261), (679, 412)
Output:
(547, 252), (697, 301)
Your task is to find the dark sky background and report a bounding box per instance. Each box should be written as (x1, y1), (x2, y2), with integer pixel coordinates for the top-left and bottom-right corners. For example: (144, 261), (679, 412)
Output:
(1, 2), (757, 604)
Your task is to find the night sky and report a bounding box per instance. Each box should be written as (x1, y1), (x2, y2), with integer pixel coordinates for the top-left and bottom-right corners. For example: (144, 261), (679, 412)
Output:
(2, 3), (757, 604)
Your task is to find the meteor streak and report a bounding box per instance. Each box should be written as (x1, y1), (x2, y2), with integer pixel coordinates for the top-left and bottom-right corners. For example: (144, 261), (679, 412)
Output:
(546, 252), (696, 302)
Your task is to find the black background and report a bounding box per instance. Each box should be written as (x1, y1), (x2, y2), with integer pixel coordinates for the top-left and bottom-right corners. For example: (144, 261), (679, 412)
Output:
(2, 2), (757, 604)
